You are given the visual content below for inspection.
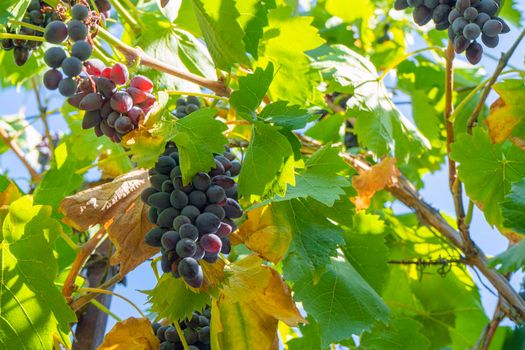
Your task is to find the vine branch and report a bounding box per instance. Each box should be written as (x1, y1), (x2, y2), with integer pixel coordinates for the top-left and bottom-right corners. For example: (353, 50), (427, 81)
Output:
(467, 25), (525, 134)
(0, 126), (41, 182)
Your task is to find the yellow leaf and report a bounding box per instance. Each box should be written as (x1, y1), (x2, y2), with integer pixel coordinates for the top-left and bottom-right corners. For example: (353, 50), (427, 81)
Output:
(484, 80), (525, 144)
(60, 170), (157, 275)
(97, 317), (159, 350)
(0, 178), (20, 208)
(235, 205), (291, 263)
(352, 157), (400, 211)
(197, 258), (227, 292)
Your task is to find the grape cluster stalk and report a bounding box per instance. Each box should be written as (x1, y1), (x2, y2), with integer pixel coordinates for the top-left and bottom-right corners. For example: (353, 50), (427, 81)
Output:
(152, 307), (211, 350)
(142, 140), (243, 289)
(394, 0), (510, 64)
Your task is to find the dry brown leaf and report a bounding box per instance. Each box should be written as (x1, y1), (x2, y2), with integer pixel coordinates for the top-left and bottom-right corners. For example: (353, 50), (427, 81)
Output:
(235, 205), (291, 264)
(60, 169), (157, 275)
(352, 157), (400, 211)
(97, 317), (159, 350)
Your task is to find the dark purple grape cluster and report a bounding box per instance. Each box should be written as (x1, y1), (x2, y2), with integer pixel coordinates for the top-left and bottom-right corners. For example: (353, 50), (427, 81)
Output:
(142, 142), (243, 289)
(42, 5), (93, 95)
(171, 96), (202, 119)
(67, 61), (156, 143)
(447, 0), (510, 64)
(152, 307), (211, 350)
(394, 0), (456, 30)
(1, 0), (58, 66)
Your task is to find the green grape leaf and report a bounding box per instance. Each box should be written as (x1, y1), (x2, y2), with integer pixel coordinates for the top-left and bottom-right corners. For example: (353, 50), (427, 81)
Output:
(489, 239), (525, 273)
(305, 113), (345, 143)
(499, 0), (521, 26)
(238, 122), (295, 199)
(257, 6), (324, 104)
(135, 9), (216, 91)
(259, 101), (314, 130)
(278, 198), (344, 282)
(0, 196), (76, 349)
(501, 178), (525, 235)
(0, 0), (30, 23)
(145, 274), (210, 321)
(236, 0), (276, 58)
(230, 63), (274, 121)
(309, 45), (429, 158)
(191, 0), (249, 70)
(342, 233), (389, 294)
(285, 146), (351, 206)
(325, 0), (374, 22)
(172, 108), (228, 183)
(359, 317), (430, 350)
(0, 48), (46, 87)
(287, 316), (324, 350)
(450, 128), (525, 227)
(293, 257), (390, 347)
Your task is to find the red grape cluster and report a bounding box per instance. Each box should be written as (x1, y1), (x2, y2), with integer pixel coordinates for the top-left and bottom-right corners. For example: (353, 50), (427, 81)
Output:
(142, 142), (243, 289)
(69, 61), (156, 143)
(1, 0), (60, 66)
(394, 0), (510, 64)
(152, 307), (211, 350)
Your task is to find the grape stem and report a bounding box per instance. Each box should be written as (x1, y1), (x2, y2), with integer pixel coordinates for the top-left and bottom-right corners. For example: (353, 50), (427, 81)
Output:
(106, 0), (142, 34)
(297, 133), (525, 323)
(0, 126), (41, 182)
(7, 19), (45, 32)
(77, 287), (147, 318)
(467, 25), (525, 134)
(0, 32), (45, 42)
(174, 322), (191, 350)
(96, 26), (230, 96)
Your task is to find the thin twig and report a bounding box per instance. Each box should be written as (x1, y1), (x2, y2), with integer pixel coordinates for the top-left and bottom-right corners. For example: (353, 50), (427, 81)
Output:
(70, 274), (123, 311)
(78, 287), (146, 318)
(31, 78), (55, 161)
(467, 26), (525, 133)
(0, 126), (41, 182)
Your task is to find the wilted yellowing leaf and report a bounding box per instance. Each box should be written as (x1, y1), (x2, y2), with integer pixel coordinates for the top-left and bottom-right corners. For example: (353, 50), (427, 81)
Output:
(235, 205), (291, 263)
(97, 317), (159, 350)
(60, 170), (157, 275)
(352, 157), (400, 211)
(485, 80), (525, 144)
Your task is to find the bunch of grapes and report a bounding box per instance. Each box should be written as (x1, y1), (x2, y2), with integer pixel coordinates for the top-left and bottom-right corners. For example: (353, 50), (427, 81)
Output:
(171, 96), (201, 119)
(448, 0), (510, 64)
(142, 142), (243, 289)
(68, 61), (156, 143)
(42, 4), (93, 95)
(1, 0), (60, 66)
(394, 0), (510, 65)
(394, 0), (456, 30)
(152, 307), (211, 350)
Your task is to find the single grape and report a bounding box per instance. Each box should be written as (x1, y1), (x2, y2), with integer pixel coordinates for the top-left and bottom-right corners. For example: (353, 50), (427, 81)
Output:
(110, 91), (133, 113)
(198, 326), (210, 344)
(225, 183), (238, 200)
(181, 205), (201, 222)
(164, 326), (180, 343)
(44, 21), (68, 44)
(413, 6), (432, 26)
(58, 77), (78, 97)
(186, 96), (201, 106)
(43, 69), (63, 90)
(394, 0), (409, 10)
(147, 206), (158, 224)
(156, 156), (177, 175)
(474, 12), (491, 27)
(148, 192), (172, 210)
(195, 213), (221, 234)
(110, 63), (129, 85)
(452, 17), (468, 34)
(215, 155), (232, 171)
(79, 93), (104, 111)
(114, 116), (134, 134)
(96, 77), (117, 99)
(28, 0), (40, 12)
(211, 175), (235, 189)
(159, 341), (176, 350)
(173, 215), (191, 230)
(68, 20), (88, 41)
(215, 222), (232, 238)
(101, 67), (111, 79)
(13, 47), (31, 66)
(456, 0), (471, 13)
(185, 103), (199, 114)
(454, 35), (470, 53)
(130, 75), (154, 93)
(184, 267), (203, 288)
(204, 204), (225, 220)
(157, 325), (169, 342)
(448, 8), (461, 23)
(481, 33), (499, 48)
(161, 230), (181, 251)
(141, 187), (158, 203)
(209, 159), (225, 177)
(202, 251), (218, 263)
(161, 180), (175, 193)
(62, 56), (83, 77)
(30, 10), (44, 24)
(193, 245), (205, 260)
(170, 190), (189, 209)
(179, 223), (199, 241)
(150, 174), (170, 191)
(463, 23), (481, 40)
(200, 234), (222, 254)
(466, 41), (483, 64)
(107, 112), (120, 128)
(82, 110), (102, 129)
(199, 315), (210, 327)
(498, 17), (511, 33)
(224, 198), (243, 218)
(85, 59), (105, 76)
(192, 172), (211, 191)
(68, 92), (87, 108)
(463, 7), (478, 20)
(189, 190), (207, 208)
(170, 166), (182, 181)
(424, 0), (439, 8)
(206, 185), (226, 204)
(177, 257), (200, 279)
(72, 4), (89, 21)
(71, 40), (92, 61)
(127, 107), (145, 125)
(476, 0), (498, 17)
(44, 47), (66, 68)
(145, 227), (167, 247)
(157, 207), (180, 228)
(432, 4), (451, 24)
(221, 237), (231, 254)
(1, 39), (14, 51)
(126, 86), (147, 104)
(230, 161), (241, 176)
(482, 19), (503, 37)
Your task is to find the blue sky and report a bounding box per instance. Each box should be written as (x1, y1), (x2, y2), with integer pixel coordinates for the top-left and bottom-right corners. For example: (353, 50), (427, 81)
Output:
(0, 0), (524, 339)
